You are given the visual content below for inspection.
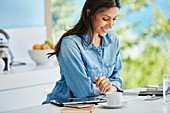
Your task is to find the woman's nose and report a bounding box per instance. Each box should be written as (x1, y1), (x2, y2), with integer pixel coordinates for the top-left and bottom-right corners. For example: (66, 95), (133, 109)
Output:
(108, 20), (115, 29)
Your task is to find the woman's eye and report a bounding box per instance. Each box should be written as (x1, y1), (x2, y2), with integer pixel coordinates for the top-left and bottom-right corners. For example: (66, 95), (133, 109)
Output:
(103, 18), (108, 21)
(113, 18), (117, 20)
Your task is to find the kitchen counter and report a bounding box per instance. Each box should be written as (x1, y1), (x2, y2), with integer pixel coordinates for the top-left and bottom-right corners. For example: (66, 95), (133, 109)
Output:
(0, 64), (61, 112)
(1, 87), (168, 113)
(0, 64), (60, 91)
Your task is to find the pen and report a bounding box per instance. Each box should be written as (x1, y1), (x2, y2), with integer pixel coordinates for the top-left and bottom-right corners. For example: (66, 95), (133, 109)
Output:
(97, 73), (102, 88)
(100, 73), (102, 78)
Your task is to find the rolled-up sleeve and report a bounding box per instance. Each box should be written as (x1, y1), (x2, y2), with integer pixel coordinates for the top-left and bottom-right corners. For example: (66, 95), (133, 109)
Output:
(58, 38), (100, 98)
(109, 39), (123, 92)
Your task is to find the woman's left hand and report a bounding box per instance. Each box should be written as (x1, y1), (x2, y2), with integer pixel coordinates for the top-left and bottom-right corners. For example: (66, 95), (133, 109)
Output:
(94, 76), (118, 94)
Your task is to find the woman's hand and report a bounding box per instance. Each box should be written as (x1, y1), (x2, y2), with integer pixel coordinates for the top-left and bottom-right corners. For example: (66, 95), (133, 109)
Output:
(94, 76), (118, 94)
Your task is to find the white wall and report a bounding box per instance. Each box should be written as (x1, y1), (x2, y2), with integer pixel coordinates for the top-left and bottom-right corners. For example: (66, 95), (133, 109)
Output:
(5, 26), (47, 64)
(0, 0), (45, 29)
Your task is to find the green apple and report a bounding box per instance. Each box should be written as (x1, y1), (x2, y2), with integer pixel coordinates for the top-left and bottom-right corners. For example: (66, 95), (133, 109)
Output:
(45, 40), (54, 47)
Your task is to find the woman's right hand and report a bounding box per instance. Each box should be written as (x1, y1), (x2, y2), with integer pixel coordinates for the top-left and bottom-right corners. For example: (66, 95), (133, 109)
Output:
(94, 76), (112, 94)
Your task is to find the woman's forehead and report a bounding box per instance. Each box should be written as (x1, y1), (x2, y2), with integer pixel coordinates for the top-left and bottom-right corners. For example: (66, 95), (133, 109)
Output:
(96, 7), (119, 17)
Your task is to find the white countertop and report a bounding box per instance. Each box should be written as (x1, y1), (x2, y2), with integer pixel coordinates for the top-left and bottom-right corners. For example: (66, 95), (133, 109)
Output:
(0, 64), (60, 91)
(1, 88), (169, 113)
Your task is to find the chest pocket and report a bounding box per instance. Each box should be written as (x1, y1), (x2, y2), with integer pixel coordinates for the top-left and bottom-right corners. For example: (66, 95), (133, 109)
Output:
(85, 61), (116, 82)
(85, 65), (100, 83)
(102, 62), (116, 78)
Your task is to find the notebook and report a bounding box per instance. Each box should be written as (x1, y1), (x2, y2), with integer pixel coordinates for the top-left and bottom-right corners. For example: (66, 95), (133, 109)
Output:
(62, 104), (95, 113)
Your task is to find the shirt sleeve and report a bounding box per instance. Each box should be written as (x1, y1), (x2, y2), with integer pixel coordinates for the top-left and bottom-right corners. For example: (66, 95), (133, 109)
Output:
(109, 38), (123, 92)
(58, 38), (100, 98)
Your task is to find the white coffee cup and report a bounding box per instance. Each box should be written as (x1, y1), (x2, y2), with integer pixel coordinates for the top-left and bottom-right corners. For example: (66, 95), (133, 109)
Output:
(106, 92), (122, 105)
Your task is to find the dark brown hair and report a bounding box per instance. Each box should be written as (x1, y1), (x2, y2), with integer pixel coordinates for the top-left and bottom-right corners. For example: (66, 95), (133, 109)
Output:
(48, 0), (121, 58)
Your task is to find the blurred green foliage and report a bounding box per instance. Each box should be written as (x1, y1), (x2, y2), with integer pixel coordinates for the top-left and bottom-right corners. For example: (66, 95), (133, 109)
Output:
(52, 0), (170, 89)
(122, 0), (157, 11)
(51, 0), (78, 41)
(117, 0), (170, 89)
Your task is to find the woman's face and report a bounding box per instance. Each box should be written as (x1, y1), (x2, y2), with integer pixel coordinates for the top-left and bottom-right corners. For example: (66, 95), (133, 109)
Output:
(92, 7), (119, 37)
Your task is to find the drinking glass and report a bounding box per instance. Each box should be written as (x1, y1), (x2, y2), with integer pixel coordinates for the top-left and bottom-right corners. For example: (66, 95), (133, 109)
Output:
(163, 74), (170, 104)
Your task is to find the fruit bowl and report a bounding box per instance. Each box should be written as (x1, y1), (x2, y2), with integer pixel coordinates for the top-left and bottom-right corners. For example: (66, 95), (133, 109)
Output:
(28, 49), (56, 66)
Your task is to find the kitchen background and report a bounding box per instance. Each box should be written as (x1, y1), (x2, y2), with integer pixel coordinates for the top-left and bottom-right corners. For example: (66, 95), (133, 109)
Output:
(0, 0), (47, 64)
(0, 0), (170, 112)
(0, 0), (170, 110)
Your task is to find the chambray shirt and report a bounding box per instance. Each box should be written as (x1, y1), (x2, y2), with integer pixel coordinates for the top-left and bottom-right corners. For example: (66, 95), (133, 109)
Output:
(43, 30), (123, 104)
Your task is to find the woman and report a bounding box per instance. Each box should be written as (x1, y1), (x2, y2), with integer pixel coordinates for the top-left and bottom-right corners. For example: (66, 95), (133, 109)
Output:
(43, 0), (123, 104)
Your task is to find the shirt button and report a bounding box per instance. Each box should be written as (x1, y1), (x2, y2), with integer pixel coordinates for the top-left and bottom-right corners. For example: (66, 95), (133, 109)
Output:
(99, 51), (101, 52)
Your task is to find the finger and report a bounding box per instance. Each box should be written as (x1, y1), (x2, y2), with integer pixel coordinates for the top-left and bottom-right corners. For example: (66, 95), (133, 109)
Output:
(94, 76), (98, 82)
(98, 76), (106, 88)
(103, 82), (112, 93)
(99, 77), (108, 92)
(99, 78), (107, 89)
(96, 76), (105, 87)
(99, 78), (110, 93)
(101, 81), (109, 93)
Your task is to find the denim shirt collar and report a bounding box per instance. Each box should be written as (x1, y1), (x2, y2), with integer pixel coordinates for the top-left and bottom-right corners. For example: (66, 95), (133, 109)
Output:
(82, 32), (112, 50)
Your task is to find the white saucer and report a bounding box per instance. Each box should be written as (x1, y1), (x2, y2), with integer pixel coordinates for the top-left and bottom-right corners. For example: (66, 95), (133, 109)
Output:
(99, 102), (128, 109)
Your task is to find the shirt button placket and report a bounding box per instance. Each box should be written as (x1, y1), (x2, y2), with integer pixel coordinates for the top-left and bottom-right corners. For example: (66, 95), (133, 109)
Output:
(98, 49), (103, 70)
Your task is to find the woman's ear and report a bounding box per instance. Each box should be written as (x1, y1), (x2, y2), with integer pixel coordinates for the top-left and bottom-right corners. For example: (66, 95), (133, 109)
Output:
(86, 9), (91, 17)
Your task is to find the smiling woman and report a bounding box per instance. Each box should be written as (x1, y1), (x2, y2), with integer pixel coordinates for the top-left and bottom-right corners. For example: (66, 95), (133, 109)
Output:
(43, 0), (123, 104)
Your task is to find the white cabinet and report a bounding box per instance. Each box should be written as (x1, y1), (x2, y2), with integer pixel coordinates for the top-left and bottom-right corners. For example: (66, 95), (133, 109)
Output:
(0, 65), (60, 112)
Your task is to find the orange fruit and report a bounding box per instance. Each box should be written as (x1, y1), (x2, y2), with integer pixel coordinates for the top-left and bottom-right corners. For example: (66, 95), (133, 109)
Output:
(33, 44), (41, 50)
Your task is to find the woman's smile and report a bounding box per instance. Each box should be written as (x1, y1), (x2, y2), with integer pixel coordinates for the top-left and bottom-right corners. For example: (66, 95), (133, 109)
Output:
(102, 27), (109, 33)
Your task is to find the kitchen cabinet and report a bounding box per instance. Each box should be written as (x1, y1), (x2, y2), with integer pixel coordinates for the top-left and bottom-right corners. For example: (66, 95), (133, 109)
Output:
(0, 64), (60, 112)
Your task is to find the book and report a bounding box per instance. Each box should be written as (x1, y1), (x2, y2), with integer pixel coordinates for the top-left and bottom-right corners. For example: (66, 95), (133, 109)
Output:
(62, 104), (95, 113)
(138, 91), (163, 96)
